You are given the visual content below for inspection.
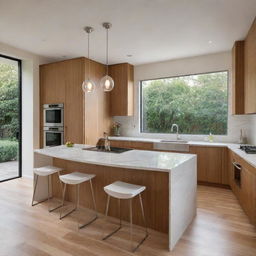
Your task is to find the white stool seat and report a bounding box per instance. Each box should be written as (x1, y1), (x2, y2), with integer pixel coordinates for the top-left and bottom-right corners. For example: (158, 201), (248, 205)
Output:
(60, 172), (95, 185)
(104, 181), (146, 199)
(34, 165), (63, 176)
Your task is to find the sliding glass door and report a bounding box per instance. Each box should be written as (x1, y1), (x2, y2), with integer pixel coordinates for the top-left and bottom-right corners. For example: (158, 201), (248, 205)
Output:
(0, 54), (21, 181)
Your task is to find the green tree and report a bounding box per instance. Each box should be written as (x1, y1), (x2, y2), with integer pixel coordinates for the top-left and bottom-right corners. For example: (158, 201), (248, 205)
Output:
(0, 62), (19, 139)
(142, 72), (228, 135)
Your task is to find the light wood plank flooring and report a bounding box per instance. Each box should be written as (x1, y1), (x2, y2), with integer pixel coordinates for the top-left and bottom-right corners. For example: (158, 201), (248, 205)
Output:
(0, 178), (255, 256)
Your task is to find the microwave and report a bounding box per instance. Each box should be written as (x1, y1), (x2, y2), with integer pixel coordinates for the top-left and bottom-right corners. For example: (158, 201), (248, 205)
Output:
(44, 127), (64, 147)
(43, 103), (64, 127)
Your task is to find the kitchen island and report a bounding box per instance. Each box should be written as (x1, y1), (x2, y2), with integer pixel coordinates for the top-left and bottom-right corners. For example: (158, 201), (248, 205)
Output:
(34, 144), (197, 250)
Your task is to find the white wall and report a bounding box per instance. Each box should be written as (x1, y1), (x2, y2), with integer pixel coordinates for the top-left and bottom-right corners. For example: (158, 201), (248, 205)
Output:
(114, 52), (254, 143)
(0, 42), (53, 177)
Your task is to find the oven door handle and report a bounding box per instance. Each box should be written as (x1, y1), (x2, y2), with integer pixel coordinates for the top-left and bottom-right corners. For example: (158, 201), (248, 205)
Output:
(232, 162), (242, 170)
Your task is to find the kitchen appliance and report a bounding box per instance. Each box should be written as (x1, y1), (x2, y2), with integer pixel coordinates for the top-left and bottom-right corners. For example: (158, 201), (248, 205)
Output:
(43, 103), (64, 127)
(84, 146), (132, 154)
(44, 127), (64, 147)
(239, 145), (256, 154)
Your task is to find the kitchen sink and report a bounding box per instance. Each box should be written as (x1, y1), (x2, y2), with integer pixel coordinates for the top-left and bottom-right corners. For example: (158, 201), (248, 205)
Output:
(153, 141), (189, 152)
(84, 146), (132, 153)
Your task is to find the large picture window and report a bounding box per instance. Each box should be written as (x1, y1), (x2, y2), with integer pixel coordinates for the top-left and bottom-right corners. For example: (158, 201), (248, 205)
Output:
(140, 71), (228, 135)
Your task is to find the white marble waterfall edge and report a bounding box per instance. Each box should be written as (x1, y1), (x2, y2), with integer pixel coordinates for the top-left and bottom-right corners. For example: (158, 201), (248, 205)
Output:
(169, 156), (197, 250)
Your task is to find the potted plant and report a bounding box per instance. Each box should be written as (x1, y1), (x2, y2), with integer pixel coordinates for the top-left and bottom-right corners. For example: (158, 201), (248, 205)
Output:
(112, 122), (121, 136)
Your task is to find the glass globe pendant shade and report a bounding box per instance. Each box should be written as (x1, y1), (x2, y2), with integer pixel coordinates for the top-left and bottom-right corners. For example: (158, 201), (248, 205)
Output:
(100, 75), (114, 92)
(82, 79), (95, 93)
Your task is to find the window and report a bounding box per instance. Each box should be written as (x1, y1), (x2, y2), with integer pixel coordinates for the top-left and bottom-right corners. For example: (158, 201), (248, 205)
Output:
(140, 71), (228, 135)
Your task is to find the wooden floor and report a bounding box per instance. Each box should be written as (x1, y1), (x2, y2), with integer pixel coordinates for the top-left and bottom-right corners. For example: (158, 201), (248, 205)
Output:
(0, 178), (255, 256)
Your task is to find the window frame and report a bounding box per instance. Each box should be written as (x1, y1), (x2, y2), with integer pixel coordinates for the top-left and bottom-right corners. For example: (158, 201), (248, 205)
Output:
(139, 70), (229, 135)
(0, 54), (22, 182)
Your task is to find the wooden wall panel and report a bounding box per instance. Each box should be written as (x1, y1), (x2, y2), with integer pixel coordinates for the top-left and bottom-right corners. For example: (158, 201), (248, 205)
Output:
(109, 63), (134, 116)
(232, 41), (245, 115)
(52, 158), (169, 233)
(40, 57), (111, 147)
(64, 58), (85, 143)
(84, 60), (111, 145)
(245, 18), (256, 113)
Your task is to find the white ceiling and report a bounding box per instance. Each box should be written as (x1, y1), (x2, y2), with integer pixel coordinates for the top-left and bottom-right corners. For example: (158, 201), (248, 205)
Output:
(0, 0), (256, 65)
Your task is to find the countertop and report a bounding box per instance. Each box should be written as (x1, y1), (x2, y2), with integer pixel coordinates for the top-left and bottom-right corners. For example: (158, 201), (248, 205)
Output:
(109, 136), (235, 147)
(34, 144), (196, 173)
(109, 136), (256, 169)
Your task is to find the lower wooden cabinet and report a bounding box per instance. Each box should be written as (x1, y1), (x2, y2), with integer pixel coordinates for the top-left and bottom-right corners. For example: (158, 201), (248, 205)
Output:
(110, 140), (153, 150)
(189, 146), (228, 185)
(228, 150), (256, 225)
(110, 140), (229, 185)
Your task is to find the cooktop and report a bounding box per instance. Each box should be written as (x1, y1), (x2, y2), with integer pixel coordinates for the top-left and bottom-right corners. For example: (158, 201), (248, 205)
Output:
(239, 145), (256, 154)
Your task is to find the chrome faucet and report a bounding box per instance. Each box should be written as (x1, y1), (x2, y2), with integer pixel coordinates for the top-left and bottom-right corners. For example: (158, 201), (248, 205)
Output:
(171, 124), (180, 140)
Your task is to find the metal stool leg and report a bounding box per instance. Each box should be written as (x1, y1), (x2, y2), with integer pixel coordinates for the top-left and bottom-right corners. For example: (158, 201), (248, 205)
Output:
(130, 198), (133, 251)
(60, 183), (76, 220)
(102, 196), (122, 240)
(49, 174), (64, 212)
(79, 180), (98, 229)
(132, 193), (149, 252)
(32, 174), (49, 206)
(59, 183), (77, 219)
(31, 174), (39, 206)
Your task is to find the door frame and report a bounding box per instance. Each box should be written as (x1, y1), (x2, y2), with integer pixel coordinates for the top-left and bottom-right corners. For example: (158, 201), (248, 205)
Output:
(0, 54), (22, 182)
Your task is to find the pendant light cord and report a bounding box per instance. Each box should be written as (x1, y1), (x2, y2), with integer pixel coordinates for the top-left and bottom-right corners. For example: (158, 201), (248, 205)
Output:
(88, 32), (90, 80)
(106, 28), (109, 75)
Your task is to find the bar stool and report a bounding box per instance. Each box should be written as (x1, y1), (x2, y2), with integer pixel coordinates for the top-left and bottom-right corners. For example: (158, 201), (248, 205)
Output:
(103, 181), (148, 252)
(59, 172), (98, 229)
(32, 165), (64, 212)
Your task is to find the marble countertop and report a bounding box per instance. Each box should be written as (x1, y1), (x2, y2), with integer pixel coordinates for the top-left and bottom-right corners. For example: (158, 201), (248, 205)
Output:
(109, 136), (235, 147)
(34, 144), (196, 173)
(109, 136), (256, 169)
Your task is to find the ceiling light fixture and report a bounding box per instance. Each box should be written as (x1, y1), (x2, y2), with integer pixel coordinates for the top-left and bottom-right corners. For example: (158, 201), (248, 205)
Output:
(100, 22), (114, 92)
(82, 26), (96, 93)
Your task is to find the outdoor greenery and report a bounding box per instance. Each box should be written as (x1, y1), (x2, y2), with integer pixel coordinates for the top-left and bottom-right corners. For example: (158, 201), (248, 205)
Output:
(0, 61), (19, 140)
(141, 71), (228, 135)
(0, 140), (18, 162)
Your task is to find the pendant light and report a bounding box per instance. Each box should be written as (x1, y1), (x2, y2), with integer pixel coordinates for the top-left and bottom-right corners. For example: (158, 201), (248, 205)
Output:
(100, 22), (114, 92)
(82, 26), (96, 93)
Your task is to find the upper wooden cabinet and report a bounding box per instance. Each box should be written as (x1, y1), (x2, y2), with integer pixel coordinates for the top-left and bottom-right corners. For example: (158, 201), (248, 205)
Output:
(232, 41), (245, 115)
(232, 17), (256, 114)
(244, 18), (256, 114)
(109, 63), (134, 116)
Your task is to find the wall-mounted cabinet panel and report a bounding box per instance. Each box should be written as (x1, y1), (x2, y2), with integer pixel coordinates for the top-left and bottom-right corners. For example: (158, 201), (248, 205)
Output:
(232, 41), (245, 115)
(109, 63), (134, 116)
(245, 18), (256, 114)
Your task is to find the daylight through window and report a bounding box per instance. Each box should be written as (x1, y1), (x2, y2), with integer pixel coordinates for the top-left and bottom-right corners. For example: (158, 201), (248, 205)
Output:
(140, 71), (228, 135)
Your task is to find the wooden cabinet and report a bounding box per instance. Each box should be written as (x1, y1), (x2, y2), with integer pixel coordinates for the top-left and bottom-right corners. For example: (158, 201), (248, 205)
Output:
(110, 139), (229, 186)
(189, 146), (228, 185)
(245, 18), (256, 113)
(110, 139), (153, 150)
(40, 57), (111, 147)
(109, 63), (134, 116)
(228, 150), (256, 225)
(231, 17), (256, 114)
(232, 41), (245, 115)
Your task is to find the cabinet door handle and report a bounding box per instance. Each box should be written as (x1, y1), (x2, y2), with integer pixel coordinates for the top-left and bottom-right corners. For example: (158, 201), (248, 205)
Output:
(232, 162), (242, 170)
